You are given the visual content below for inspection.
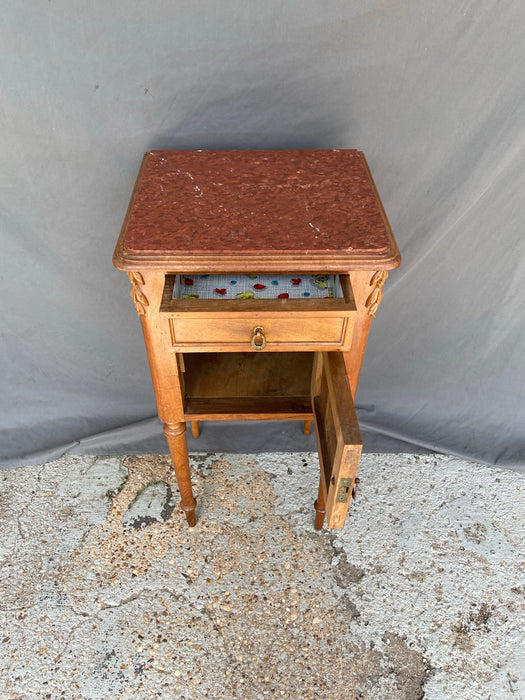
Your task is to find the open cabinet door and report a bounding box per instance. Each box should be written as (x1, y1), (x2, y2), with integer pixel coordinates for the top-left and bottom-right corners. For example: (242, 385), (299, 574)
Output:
(311, 352), (363, 528)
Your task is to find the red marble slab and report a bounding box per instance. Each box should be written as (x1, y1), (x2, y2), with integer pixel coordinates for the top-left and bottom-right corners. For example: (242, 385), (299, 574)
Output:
(119, 150), (397, 264)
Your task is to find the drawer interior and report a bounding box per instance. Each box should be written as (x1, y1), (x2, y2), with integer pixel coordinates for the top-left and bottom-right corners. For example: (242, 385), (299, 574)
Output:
(172, 273), (344, 300)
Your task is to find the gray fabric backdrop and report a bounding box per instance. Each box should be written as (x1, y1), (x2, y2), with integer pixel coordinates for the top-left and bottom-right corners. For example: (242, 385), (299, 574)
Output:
(2, 1), (524, 471)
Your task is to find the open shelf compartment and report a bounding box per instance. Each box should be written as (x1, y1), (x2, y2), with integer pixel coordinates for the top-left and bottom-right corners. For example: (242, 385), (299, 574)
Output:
(181, 352), (314, 421)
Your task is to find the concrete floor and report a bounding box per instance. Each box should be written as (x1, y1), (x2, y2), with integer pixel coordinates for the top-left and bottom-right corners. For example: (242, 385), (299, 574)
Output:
(0, 452), (523, 699)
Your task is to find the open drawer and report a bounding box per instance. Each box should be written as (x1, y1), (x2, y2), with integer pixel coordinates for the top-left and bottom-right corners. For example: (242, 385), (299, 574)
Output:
(160, 273), (356, 352)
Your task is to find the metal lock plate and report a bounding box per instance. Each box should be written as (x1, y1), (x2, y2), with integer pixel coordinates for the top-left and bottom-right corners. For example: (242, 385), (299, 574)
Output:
(336, 478), (354, 502)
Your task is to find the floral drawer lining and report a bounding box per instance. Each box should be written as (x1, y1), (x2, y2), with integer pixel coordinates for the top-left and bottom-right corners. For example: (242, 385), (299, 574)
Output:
(172, 274), (342, 300)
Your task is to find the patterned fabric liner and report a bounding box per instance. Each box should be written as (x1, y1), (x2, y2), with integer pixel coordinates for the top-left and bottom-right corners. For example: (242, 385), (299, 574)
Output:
(172, 274), (343, 300)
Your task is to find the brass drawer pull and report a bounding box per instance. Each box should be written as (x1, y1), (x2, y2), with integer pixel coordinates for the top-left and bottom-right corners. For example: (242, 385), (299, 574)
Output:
(251, 326), (266, 351)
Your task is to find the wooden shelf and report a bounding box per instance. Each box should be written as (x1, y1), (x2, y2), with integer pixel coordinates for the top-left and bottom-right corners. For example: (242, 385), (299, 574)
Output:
(184, 396), (313, 421)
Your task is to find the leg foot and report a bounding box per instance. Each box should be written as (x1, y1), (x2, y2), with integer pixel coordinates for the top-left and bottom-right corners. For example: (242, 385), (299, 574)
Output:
(180, 497), (197, 527)
(303, 419), (313, 436)
(314, 477), (326, 530)
(190, 420), (200, 438)
(163, 422), (197, 527)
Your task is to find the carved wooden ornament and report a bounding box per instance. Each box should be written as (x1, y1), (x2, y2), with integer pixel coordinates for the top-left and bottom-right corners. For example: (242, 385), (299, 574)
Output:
(128, 271), (149, 315)
(365, 270), (388, 317)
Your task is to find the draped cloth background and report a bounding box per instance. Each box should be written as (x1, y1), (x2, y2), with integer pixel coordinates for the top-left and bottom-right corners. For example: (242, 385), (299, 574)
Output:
(2, 1), (524, 472)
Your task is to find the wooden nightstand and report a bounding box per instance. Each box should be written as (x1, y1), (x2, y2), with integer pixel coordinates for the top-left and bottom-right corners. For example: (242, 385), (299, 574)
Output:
(113, 149), (400, 529)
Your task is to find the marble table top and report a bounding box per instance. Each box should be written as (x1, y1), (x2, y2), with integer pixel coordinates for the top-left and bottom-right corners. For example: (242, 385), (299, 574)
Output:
(114, 149), (400, 272)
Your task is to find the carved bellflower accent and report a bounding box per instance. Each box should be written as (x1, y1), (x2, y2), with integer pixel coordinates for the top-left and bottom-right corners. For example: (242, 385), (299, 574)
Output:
(365, 270), (388, 317)
(128, 272), (149, 315)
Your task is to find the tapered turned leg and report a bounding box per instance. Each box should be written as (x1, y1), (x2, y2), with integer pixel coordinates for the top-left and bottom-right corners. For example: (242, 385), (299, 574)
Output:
(190, 420), (200, 438)
(163, 422), (197, 527)
(303, 419), (313, 436)
(313, 476), (326, 530)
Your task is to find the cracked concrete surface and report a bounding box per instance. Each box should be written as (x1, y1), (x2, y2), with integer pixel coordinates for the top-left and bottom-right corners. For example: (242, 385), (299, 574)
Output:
(0, 452), (523, 699)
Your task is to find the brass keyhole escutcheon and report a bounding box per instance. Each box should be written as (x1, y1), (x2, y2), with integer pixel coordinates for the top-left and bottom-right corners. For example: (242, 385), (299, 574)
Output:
(251, 326), (266, 351)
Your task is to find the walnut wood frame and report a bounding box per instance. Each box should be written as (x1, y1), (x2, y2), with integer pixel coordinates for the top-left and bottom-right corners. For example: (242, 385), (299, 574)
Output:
(113, 149), (400, 530)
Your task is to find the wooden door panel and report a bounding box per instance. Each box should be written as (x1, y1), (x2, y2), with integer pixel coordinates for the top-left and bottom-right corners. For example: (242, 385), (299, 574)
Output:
(311, 352), (362, 528)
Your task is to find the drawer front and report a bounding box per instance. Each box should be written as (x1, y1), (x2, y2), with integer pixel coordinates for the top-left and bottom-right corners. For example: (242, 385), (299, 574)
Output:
(169, 315), (353, 352)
